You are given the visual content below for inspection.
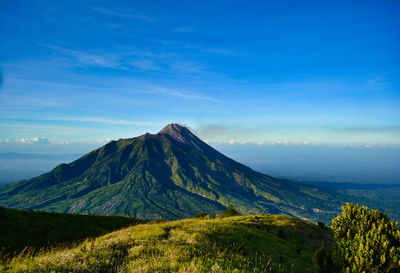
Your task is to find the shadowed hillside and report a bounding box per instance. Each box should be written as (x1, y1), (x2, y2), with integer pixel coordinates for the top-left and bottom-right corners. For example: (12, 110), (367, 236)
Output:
(0, 207), (145, 258)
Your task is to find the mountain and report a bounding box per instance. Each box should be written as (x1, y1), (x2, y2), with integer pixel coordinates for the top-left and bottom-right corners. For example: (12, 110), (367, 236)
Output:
(0, 123), (344, 222)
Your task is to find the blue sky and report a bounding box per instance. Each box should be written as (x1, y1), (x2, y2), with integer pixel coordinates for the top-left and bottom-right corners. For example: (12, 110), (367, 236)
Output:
(1, 0), (400, 153)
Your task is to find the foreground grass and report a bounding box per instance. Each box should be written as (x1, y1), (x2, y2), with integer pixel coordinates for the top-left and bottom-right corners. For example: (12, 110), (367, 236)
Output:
(0, 207), (145, 258)
(1, 214), (332, 273)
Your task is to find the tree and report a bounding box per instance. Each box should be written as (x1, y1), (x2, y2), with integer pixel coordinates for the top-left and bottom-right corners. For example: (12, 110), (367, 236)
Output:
(194, 212), (208, 219)
(220, 205), (241, 217)
(314, 203), (400, 273)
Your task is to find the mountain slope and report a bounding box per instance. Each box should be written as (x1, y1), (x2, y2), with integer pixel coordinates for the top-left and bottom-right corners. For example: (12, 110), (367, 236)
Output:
(1, 214), (332, 273)
(0, 123), (343, 221)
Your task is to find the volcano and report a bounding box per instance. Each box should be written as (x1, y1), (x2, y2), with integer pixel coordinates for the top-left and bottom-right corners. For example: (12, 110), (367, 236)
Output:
(0, 123), (341, 221)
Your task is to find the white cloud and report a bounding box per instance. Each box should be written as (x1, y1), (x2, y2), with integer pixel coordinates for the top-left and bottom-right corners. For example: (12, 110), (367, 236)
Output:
(0, 137), (113, 146)
(364, 142), (376, 148)
(14, 137), (50, 144)
(97, 138), (111, 144)
(213, 139), (249, 145)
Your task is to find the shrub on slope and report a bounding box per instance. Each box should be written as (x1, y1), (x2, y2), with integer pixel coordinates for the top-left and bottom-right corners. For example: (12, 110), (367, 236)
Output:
(313, 203), (400, 273)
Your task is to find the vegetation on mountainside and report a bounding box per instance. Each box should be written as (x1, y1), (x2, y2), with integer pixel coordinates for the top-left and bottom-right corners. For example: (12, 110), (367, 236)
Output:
(313, 203), (400, 273)
(1, 214), (332, 273)
(0, 207), (145, 258)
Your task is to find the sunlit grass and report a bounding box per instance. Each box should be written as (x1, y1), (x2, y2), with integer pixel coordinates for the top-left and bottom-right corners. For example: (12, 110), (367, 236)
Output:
(1, 214), (332, 272)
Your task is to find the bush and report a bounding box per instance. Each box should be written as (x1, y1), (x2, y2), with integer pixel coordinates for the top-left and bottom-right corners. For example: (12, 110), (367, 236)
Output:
(317, 221), (325, 229)
(194, 212), (209, 219)
(332, 203), (400, 273)
(313, 203), (400, 273)
(152, 218), (166, 224)
(220, 205), (241, 217)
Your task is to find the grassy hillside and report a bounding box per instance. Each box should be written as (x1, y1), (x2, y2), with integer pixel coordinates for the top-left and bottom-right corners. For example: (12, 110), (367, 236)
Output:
(1, 214), (332, 273)
(0, 207), (145, 258)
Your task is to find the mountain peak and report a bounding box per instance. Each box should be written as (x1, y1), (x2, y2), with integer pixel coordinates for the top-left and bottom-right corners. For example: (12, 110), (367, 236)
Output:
(158, 123), (205, 151)
(159, 123), (191, 137)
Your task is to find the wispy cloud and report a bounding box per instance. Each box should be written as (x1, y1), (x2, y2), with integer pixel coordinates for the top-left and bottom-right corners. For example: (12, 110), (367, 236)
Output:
(169, 90), (216, 101)
(90, 7), (155, 22)
(0, 117), (163, 127)
(181, 44), (235, 56)
(130, 59), (160, 71)
(0, 122), (91, 135)
(126, 49), (206, 74)
(202, 48), (234, 55)
(0, 137), (106, 146)
(326, 126), (400, 135)
(148, 85), (218, 101)
(195, 124), (228, 138)
(171, 26), (195, 33)
(3, 77), (218, 103)
(34, 43), (208, 75)
(68, 117), (163, 126)
(365, 75), (390, 88)
(208, 139), (400, 148)
(0, 68), (3, 90)
(168, 61), (205, 74)
(39, 43), (120, 68)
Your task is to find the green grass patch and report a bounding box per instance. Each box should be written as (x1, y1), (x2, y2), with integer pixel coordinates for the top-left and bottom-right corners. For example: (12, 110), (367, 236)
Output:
(1, 214), (332, 272)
